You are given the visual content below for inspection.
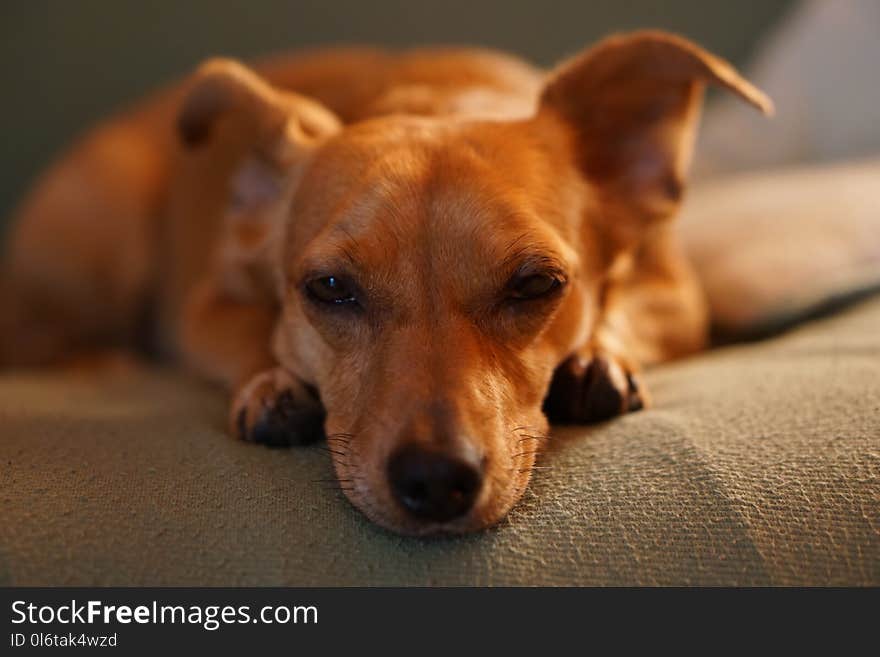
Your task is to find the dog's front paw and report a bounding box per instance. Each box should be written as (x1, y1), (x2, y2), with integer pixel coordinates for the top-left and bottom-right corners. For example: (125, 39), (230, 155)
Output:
(230, 368), (325, 446)
(543, 351), (647, 424)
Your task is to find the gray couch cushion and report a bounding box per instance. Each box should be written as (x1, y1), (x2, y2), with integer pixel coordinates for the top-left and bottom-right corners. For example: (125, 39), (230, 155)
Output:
(2, 298), (879, 586)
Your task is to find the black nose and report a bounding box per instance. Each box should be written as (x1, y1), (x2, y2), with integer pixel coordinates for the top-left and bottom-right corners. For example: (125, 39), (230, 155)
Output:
(387, 444), (483, 523)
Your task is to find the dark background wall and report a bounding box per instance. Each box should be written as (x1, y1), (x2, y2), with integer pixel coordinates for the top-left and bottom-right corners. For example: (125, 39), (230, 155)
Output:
(0, 0), (793, 233)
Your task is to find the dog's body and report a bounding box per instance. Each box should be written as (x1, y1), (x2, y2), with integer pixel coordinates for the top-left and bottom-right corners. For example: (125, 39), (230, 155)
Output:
(1, 33), (771, 534)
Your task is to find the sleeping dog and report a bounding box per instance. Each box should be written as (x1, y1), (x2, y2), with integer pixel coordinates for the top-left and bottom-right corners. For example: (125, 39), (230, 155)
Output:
(0, 31), (771, 534)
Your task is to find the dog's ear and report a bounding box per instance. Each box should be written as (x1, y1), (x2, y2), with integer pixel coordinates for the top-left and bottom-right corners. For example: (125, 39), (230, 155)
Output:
(176, 59), (341, 300)
(177, 57), (340, 213)
(538, 31), (772, 245)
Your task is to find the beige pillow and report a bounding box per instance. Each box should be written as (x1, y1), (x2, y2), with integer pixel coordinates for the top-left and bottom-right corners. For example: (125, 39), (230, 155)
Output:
(695, 0), (880, 177)
(680, 157), (880, 338)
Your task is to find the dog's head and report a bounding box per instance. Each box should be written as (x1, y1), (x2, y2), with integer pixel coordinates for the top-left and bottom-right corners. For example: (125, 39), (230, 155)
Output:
(179, 32), (770, 534)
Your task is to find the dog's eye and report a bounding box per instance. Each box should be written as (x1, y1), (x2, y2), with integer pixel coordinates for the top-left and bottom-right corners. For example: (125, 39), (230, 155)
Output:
(305, 275), (358, 306)
(508, 273), (563, 301)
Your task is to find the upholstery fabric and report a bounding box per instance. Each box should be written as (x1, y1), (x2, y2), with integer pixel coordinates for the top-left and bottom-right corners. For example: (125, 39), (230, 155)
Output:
(680, 157), (880, 338)
(2, 298), (878, 586)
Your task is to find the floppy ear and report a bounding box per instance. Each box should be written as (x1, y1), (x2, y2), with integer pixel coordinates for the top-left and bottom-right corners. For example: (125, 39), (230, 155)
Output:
(539, 31), (772, 244)
(174, 59), (341, 301)
(177, 57), (340, 215)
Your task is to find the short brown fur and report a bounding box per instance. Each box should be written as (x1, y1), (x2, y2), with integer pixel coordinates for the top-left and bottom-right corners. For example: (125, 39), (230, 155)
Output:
(0, 32), (771, 534)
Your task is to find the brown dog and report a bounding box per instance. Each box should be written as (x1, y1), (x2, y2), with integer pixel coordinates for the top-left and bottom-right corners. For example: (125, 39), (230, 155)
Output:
(0, 32), (771, 534)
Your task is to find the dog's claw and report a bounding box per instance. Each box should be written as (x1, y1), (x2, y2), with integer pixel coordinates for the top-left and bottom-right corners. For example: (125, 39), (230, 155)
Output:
(544, 352), (646, 424)
(624, 373), (644, 413)
(231, 369), (325, 447)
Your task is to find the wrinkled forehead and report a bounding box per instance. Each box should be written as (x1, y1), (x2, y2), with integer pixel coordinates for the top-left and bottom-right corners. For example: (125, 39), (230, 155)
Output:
(286, 118), (579, 286)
